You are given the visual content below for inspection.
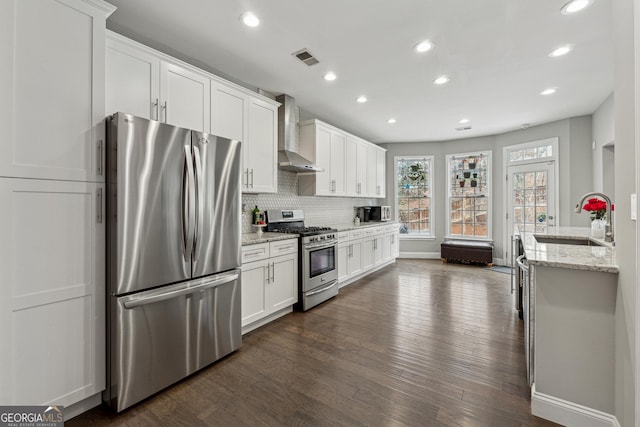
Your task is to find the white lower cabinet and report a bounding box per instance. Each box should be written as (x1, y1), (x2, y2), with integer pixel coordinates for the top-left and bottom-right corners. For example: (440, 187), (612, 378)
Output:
(338, 225), (399, 287)
(241, 239), (298, 332)
(0, 178), (105, 407)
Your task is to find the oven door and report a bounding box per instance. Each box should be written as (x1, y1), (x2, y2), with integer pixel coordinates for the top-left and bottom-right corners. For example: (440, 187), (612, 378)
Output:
(302, 241), (338, 293)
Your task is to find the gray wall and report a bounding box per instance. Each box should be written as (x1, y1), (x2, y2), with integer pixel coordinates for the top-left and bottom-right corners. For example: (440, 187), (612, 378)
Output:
(612, 0), (636, 424)
(593, 94), (615, 193)
(380, 116), (594, 262)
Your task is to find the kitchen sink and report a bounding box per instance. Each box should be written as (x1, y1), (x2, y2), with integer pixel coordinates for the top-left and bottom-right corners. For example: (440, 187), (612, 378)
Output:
(533, 235), (603, 247)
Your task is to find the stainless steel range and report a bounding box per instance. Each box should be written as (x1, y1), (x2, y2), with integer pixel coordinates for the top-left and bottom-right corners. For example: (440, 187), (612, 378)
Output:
(265, 210), (338, 311)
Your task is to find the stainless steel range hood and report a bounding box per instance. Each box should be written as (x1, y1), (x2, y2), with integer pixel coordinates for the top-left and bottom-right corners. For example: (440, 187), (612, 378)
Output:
(277, 94), (323, 172)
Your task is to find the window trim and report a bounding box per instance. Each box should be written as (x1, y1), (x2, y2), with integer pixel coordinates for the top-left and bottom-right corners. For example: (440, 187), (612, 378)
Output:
(394, 155), (435, 239)
(445, 150), (492, 241)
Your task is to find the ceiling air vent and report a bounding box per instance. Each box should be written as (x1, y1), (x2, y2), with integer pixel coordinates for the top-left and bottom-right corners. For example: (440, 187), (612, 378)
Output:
(292, 49), (319, 66)
(455, 126), (472, 131)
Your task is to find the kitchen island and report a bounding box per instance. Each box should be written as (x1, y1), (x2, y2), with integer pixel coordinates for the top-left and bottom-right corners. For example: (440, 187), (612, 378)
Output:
(518, 225), (618, 426)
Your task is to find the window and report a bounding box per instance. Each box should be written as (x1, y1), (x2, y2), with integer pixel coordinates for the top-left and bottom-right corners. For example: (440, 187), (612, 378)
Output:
(446, 151), (491, 239)
(395, 156), (434, 237)
(507, 141), (554, 163)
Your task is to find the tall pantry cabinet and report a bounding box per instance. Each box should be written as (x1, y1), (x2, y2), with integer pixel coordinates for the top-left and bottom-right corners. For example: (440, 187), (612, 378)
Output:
(0, 0), (115, 416)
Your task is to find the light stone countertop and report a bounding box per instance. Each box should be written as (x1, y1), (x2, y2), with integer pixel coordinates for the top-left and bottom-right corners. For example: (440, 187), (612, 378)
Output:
(242, 232), (298, 246)
(321, 221), (401, 233)
(518, 225), (618, 273)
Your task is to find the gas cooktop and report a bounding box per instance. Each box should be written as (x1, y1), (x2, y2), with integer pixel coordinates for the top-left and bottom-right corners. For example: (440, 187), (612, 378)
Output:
(264, 210), (337, 236)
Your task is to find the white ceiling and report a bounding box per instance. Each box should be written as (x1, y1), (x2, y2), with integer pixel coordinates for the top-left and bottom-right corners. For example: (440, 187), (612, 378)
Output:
(106, 0), (613, 143)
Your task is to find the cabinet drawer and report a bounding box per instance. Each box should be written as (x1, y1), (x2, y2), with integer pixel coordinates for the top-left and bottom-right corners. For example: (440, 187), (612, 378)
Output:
(363, 227), (378, 236)
(337, 231), (350, 241)
(270, 239), (298, 257)
(349, 230), (363, 240)
(242, 243), (269, 263)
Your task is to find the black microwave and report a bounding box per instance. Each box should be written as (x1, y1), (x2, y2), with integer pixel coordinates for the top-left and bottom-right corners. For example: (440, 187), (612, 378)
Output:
(357, 206), (391, 222)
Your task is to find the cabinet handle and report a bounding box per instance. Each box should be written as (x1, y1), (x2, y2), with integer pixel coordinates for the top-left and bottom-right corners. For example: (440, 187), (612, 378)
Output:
(162, 101), (167, 122)
(271, 262), (275, 282)
(266, 263), (270, 284)
(244, 249), (265, 257)
(250, 169), (254, 188)
(96, 188), (103, 223)
(153, 98), (159, 121)
(97, 139), (103, 176)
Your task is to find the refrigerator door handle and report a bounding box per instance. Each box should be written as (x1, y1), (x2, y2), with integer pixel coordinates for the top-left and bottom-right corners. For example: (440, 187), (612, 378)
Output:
(182, 145), (196, 262)
(122, 271), (240, 309)
(192, 145), (204, 261)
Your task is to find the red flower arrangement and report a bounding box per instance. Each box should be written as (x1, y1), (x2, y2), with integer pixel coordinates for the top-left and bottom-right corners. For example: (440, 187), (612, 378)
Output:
(582, 197), (614, 220)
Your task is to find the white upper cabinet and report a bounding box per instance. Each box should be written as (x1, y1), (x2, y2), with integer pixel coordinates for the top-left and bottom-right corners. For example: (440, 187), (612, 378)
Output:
(245, 97), (278, 193)
(106, 36), (160, 120)
(0, 0), (115, 182)
(107, 32), (279, 193)
(375, 146), (386, 198)
(160, 61), (210, 132)
(107, 32), (211, 132)
(299, 120), (377, 198)
(211, 81), (246, 142)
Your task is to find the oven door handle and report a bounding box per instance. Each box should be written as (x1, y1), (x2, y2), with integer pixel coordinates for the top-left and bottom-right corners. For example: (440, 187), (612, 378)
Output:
(305, 240), (338, 250)
(306, 279), (338, 296)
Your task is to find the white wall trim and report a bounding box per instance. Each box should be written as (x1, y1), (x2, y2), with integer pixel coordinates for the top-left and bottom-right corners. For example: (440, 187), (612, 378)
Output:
(399, 251), (441, 259)
(493, 257), (506, 266)
(531, 384), (619, 427)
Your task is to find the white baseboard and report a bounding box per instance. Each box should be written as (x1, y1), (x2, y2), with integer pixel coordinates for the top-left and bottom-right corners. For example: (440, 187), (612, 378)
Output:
(398, 252), (441, 259)
(242, 307), (293, 335)
(493, 257), (505, 266)
(531, 383), (619, 427)
(64, 392), (102, 420)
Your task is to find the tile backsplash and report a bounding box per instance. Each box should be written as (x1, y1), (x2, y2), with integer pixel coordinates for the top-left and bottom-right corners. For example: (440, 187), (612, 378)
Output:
(242, 170), (376, 233)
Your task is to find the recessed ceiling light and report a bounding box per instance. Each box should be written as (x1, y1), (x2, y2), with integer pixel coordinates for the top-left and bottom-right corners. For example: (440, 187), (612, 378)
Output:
(414, 40), (434, 53)
(387, 118), (397, 124)
(240, 12), (260, 27)
(356, 96), (367, 103)
(560, 0), (594, 15)
(433, 75), (450, 85)
(540, 88), (557, 95)
(323, 72), (337, 81)
(459, 118), (469, 124)
(549, 45), (573, 57)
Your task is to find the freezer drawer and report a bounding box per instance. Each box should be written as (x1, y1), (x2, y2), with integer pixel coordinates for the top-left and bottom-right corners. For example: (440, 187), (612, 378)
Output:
(106, 270), (241, 412)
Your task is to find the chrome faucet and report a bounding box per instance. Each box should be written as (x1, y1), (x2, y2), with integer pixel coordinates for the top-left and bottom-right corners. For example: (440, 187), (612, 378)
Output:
(574, 192), (614, 243)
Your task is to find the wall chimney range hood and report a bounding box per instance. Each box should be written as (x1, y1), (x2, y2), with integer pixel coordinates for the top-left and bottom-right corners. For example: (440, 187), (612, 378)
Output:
(277, 94), (323, 172)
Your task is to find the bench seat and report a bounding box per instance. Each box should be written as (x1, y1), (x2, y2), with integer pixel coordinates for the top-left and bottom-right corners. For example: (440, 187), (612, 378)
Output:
(441, 239), (493, 266)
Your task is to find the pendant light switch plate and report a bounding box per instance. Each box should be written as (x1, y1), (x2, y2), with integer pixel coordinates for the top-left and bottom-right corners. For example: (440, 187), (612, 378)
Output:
(631, 193), (637, 221)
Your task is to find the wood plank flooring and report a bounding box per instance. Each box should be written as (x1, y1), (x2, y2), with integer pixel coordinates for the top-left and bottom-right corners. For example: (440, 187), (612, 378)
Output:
(69, 259), (558, 426)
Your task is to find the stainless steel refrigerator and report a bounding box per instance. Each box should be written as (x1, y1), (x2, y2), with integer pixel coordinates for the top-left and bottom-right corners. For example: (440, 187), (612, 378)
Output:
(104, 113), (242, 412)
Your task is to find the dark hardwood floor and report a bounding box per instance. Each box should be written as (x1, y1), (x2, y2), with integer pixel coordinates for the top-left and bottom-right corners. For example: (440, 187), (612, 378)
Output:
(69, 259), (558, 426)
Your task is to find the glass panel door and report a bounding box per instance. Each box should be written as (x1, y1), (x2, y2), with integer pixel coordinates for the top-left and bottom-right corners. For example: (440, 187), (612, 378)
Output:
(507, 162), (555, 261)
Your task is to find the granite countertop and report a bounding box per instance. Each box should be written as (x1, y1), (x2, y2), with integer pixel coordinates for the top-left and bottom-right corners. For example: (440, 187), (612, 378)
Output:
(518, 225), (618, 273)
(242, 232), (298, 246)
(324, 221), (401, 232)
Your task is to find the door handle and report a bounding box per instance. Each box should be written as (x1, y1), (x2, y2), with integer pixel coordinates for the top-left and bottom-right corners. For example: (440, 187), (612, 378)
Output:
(271, 262), (275, 282)
(192, 146), (204, 262)
(96, 188), (103, 223)
(250, 169), (254, 188)
(182, 145), (195, 262)
(97, 139), (103, 176)
(122, 272), (239, 308)
(266, 263), (271, 284)
(152, 98), (159, 121)
(162, 100), (167, 122)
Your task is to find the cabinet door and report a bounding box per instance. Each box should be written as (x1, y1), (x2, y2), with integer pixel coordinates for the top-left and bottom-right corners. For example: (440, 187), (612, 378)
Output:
(0, 0), (113, 182)
(241, 259), (269, 326)
(211, 81), (247, 141)
(329, 131), (347, 196)
(160, 61), (210, 132)
(106, 36), (160, 119)
(269, 254), (298, 312)
(373, 236), (384, 265)
(391, 231), (400, 258)
(366, 145), (378, 197)
(349, 240), (363, 276)
(356, 141), (368, 196)
(314, 126), (333, 195)
(246, 98), (278, 193)
(0, 178), (105, 406)
(376, 148), (386, 198)
(361, 237), (374, 271)
(345, 137), (359, 196)
(337, 242), (350, 282)
(382, 233), (392, 262)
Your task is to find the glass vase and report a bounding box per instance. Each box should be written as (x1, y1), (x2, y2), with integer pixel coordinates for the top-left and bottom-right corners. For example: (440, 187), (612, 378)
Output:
(591, 219), (606, 239)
